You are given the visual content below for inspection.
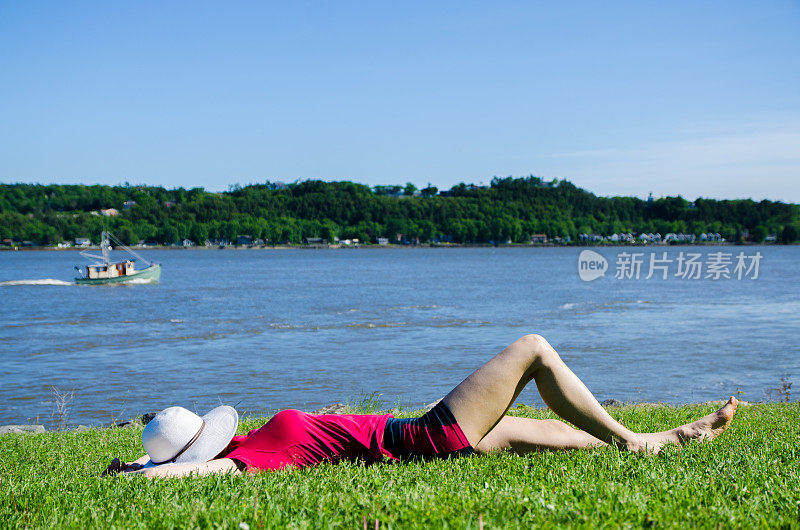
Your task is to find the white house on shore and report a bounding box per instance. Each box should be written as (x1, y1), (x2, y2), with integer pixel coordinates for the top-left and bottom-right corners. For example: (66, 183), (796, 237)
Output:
(699, 233), (723, 242)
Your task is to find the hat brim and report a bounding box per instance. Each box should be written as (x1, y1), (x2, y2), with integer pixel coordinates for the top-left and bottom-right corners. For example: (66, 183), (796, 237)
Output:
(143, 405), (238, 468)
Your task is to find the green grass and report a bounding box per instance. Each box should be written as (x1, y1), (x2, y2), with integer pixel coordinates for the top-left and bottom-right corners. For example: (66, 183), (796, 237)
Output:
(1, 402), (799, 528)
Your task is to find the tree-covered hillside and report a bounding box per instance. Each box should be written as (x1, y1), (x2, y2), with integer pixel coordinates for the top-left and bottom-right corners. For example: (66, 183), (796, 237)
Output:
(0, 177), (798, 245)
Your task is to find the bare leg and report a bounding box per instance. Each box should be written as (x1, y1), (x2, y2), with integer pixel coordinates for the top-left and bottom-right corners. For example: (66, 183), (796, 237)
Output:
(442, 334), (738, 453)
(442, 334), (644, 450)
(637, 398), (738, 451)
(475, 416), (606, 454)
(474, 400), (739, 455)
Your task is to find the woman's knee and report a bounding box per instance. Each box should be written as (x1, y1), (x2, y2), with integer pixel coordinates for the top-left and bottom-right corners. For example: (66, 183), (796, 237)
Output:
(513, 333), (558, 369)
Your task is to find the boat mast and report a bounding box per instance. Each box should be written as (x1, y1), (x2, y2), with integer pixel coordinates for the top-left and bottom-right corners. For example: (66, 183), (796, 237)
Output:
(79, 231), (153, 269)
(101, 231), (111, 265)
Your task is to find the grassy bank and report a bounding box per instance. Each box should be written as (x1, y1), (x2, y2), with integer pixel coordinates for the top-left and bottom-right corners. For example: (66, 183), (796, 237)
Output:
(1, 402), (798, 528)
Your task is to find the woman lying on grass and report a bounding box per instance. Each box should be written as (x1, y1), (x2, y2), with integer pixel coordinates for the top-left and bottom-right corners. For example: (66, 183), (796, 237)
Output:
(104, 334), (739, 478)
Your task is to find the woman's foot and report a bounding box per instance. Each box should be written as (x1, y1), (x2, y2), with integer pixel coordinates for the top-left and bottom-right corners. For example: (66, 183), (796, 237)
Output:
(634, 396), (739, 453)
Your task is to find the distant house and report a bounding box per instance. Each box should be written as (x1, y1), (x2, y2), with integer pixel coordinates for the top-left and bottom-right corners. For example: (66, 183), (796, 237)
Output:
(303, 237), (326, 245)
(123, 200), (137, 209)
(663, 233), (695, 243)
(75, 237), (91, 247)
(637, 233), (663, 243)
(181, 239), (195, 247)
(377, 237), (389, 245)
(373, 186), (403, 197)
(530, 234), (548, 244)
(99, 208), (119, 217)
(700, 232), (723, 242)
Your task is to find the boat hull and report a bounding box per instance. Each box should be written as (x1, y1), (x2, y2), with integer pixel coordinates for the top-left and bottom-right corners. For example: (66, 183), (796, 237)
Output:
(75, 264), (161, 285)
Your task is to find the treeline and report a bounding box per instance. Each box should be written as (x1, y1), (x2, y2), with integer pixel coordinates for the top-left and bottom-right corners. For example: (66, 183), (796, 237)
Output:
(0, 177), (798, 245)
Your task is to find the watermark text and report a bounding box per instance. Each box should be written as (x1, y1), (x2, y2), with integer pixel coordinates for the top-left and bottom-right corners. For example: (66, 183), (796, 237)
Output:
(578, 251), (762, 281)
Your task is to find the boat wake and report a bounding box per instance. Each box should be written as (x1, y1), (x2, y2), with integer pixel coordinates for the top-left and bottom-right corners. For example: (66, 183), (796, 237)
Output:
(0, 279), (75, 286)
(123, 278), (158, 285)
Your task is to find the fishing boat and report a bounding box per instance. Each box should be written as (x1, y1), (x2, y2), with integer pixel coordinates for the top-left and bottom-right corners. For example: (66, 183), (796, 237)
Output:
(74, 231), (161, 285)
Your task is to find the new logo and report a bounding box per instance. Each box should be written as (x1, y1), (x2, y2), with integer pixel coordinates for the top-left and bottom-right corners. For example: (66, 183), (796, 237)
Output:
(578, 250), (608, 282)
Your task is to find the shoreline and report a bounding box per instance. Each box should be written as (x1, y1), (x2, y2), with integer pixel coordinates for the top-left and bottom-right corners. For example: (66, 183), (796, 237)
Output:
(0, 241), (790, 252)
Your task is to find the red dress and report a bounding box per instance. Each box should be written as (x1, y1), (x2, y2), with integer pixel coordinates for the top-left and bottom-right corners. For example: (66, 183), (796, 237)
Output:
(223, 403), (473, 472)
(223, 409), (392, 471)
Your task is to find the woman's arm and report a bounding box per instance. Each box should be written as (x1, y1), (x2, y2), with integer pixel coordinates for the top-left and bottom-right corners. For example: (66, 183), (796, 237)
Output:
(124, 458), (243, 478)
(130, 454), (150, 465)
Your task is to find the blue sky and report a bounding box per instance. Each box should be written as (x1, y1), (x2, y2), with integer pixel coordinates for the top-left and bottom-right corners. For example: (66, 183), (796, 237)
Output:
(1, 1), (798, 201)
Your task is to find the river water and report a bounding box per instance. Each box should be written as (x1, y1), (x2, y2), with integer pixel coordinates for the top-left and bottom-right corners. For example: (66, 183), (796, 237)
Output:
(1, 246), (798, 426)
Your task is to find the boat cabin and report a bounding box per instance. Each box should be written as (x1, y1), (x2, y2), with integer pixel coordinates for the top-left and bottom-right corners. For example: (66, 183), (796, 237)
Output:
(86, 260), (135, 279)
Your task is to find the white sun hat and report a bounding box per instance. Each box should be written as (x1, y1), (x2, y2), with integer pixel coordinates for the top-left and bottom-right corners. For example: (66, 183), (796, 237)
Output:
(141, 405), (238, 467)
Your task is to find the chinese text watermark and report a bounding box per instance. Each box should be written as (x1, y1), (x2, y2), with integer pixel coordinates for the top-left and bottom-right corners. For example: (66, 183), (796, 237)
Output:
(578, 250), (762, 282)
